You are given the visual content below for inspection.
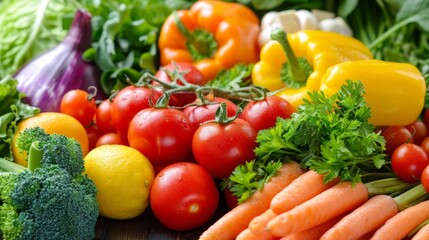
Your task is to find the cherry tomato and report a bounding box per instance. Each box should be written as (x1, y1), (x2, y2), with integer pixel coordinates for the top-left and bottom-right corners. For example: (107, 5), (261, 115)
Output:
(155, 62), (205, 107)
(421, 137), (429, 156)
(85, 124), (104, 151)
(95, 132), (126, 147)
(381, 125), (414, 156)
(183, 97), (238, 132)
(224, 188), (238, 210)
(421, 165), (429, 193)
(405, 120), (428, 145)
(128, 108), (193, 167)
(391, 143), (429, 183)
(95, 99), (115, 133)
(192, 118), (257, 179)
(240, 95), (295, 133)
(110, 86), (162, 143)
(60, 89), (97, 126)
(150, 162), (219, 231)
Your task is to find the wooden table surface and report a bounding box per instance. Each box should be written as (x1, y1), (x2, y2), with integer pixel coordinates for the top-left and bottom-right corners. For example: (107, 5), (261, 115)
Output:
(94, 201), (229, 240)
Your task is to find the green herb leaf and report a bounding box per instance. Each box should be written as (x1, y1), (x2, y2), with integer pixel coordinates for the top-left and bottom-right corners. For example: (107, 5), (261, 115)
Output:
(206, 63), (253, 90)
(255, 80), (387, 185)
(0, 76), (39, 160)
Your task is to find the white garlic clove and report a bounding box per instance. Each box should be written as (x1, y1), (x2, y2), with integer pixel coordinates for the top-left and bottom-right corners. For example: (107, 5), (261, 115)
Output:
(295, 9), (320, 30)
(320, 17), (353, 36)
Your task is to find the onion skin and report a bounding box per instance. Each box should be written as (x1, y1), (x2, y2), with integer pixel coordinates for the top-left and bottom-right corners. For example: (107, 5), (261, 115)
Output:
(15, 9), (106, 112)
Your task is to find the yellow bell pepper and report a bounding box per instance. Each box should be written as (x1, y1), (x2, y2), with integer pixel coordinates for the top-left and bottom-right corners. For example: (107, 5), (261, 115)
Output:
(320, 60), (426, 126)
(252, 29), (372, 108)
(252, 29), (426, 127)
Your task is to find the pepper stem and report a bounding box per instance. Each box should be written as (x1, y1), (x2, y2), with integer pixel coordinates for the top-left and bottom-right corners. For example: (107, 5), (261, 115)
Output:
(271, 28), (310, 85)
(173, 12), (217, 61)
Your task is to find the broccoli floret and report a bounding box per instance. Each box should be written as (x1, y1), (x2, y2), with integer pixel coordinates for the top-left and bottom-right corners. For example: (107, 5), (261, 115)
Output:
(0, 128), (99, 240)
(15, 127), (84, 176)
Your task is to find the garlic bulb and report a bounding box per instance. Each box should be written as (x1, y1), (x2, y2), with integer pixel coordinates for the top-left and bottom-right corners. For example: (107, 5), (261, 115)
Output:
(258, 9), (353, 47)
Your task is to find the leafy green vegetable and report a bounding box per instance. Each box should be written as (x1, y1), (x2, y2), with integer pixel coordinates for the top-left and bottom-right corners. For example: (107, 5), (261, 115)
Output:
(255, 80), (387, 184)
(222, 160), (283, 204)
(0, 0), (82, 76)
(0, 76), (39, 161)
(83, 0), (195, 95)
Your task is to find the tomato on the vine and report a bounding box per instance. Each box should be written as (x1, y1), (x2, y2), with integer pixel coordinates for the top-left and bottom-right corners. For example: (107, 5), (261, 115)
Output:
(95, 99), (115, 134)
(155, 62), (205, 107)
(60, 89), (97, 126)
(150, 162), (219, 231)
(128, 108), (193, 167)
(405, 120), (428, 145)
(240, 95), (295, 133)
(391, 143), (429, 183)
(421, 165), (429, 193)
(110, 86), (162, 143)
(183, 97), (238, 132)
(381, 125), (414, 156)
(192, 118), (257, 179)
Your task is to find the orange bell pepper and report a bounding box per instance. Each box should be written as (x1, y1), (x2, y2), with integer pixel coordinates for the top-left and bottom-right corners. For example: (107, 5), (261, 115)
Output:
(158, 0), (260, 83)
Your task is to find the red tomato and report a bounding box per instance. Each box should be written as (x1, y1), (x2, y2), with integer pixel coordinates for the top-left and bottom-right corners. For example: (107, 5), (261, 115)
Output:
(128, 108), (193, 166)
(95, 99), (115, 134)
(240, 95), (295, 133)
(381, 125), (414, 156)
(110, 86), (162, 143)
(192, 118), (257, 179)
(421, 165), (429, 193)
(150, 162), (219, 231)
(224, 188), (238, 210)
(421, 137), (429, 156)
(95, 132), (126, 147)
(155, 62), (205, 106)
(183, 97), (238, 132)
(85, 124), (104, 151)
(60, 89), (97, 126)
(405, 120), (428, 145)
(391, 143), (429, 183)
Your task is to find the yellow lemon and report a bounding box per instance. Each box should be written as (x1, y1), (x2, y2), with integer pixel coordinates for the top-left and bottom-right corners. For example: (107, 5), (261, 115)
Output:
(12, 112), (89, 167)
(84, 144), (155, 220)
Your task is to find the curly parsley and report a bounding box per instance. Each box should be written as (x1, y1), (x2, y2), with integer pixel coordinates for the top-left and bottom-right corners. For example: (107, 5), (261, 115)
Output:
(225, 80), (387, 203)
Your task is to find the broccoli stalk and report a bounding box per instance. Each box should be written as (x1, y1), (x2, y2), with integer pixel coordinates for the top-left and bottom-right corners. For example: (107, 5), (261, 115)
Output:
(0, 127), (99, 240)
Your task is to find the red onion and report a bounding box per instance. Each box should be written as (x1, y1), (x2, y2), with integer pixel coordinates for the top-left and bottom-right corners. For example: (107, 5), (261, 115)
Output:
(15, 9), (106, 112)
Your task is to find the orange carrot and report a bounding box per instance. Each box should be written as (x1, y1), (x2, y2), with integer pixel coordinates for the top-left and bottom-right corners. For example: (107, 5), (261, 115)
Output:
(371, 200), (429, 240)
(199, 161), (304, 240)
(270, 169), (340, 214)
(236, 227), (278, 240)
(411, 222), (429, 240)
(280, 214), (344, 240)
(266, 181), (368, 237)
(248, 209), (277, 235)
(320, 194), (398, 240)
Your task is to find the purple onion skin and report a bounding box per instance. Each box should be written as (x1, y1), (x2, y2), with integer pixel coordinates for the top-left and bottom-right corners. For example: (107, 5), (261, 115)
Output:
(14, 9), (106, 112)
